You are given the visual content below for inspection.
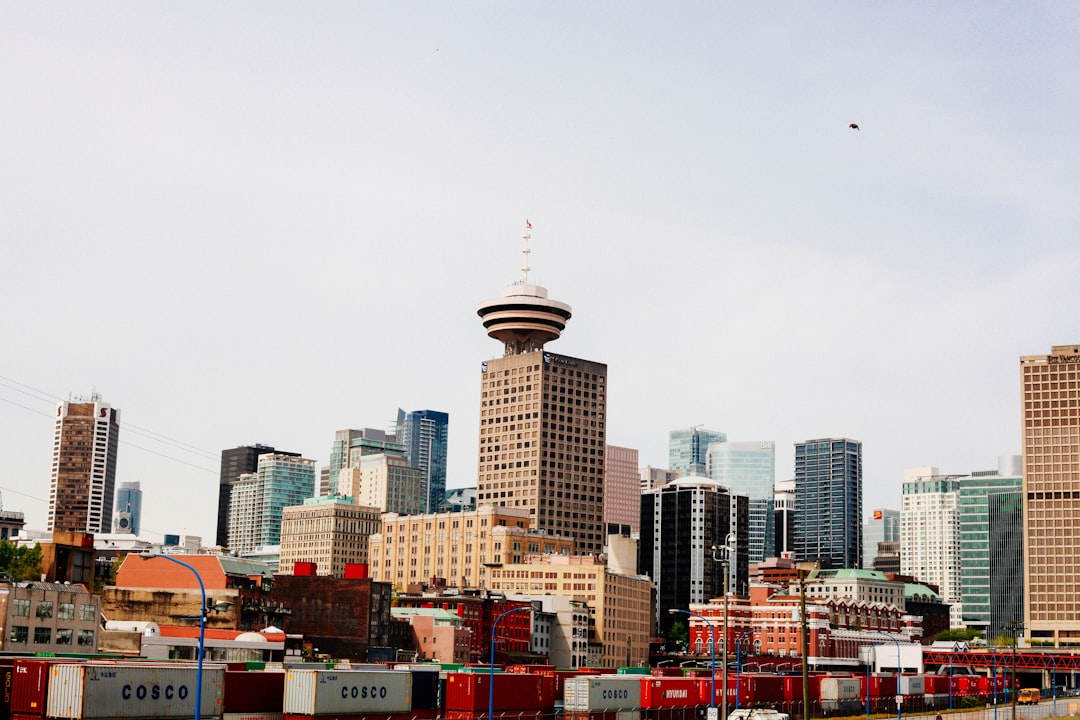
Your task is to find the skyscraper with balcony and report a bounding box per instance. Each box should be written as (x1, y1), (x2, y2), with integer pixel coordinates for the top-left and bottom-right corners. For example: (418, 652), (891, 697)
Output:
(476, 228), (607, 554)
(228, 453), (316, 556)
(396, 409), (450, 513)
(901, 468), (962, 627)
(1020, 344), (1080, 645)
(217, 444), (298, 547)
(668, 426), (726, 477)
(793, 438), (862, 569)
(47, 395), (120, 534)
(707, 440), (775, 563)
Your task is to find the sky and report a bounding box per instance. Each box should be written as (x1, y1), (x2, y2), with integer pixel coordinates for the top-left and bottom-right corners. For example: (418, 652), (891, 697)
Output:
(2, 3), (1078, 544)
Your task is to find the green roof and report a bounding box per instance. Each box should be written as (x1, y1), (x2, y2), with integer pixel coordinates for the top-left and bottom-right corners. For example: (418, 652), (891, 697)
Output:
(815, 568), (891, 581)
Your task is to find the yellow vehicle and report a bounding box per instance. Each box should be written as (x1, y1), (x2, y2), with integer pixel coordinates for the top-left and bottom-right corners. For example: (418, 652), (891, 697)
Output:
(1018, 688), (1041, 705)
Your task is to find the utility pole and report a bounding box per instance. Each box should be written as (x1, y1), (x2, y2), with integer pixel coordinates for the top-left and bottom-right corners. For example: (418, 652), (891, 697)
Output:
(799, 566), (811, 720)
(1008, 619), (1023, 720)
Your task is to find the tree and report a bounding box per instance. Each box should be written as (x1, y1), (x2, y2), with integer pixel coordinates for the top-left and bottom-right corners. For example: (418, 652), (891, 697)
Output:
(668, 619), (688, 650)
(0, 539), (43, 581)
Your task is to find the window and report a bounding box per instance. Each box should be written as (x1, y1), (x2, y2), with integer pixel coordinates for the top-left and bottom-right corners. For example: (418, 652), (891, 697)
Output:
(77, 630), (95, 646)
(55, 628), (73, 646)
(10, 626), (28, 644)
(36, 601), (54, 618)
(80, 604), (97, 621)
(12, 598), (30, 617)
(58, 602), (75, 620)
(34, 627), (52, 644)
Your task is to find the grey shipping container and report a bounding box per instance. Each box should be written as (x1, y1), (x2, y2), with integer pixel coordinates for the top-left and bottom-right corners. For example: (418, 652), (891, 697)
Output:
(283, 670), (412, 716)
(46, 663), (225, 720)
(564, 676), (642, 712)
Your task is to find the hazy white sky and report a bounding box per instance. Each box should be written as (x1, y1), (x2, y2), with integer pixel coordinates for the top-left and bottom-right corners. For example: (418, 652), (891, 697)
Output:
(2, 3), (1078, 544)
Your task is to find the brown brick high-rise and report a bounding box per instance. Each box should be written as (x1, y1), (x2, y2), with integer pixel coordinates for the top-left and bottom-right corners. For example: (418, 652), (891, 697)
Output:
(48, 396), (120, 534)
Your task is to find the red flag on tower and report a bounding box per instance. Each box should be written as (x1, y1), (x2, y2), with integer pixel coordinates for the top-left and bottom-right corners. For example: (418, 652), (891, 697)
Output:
(525, 219), (532, 229)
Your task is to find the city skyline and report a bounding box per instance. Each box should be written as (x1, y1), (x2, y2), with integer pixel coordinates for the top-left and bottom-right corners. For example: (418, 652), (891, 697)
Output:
(2, 4), (1078, 543)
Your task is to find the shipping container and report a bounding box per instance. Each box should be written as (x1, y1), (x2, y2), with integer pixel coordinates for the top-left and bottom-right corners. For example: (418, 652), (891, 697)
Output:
(638, 678), (700, 710)
(819, 677), (861, 702)
(282, 670), (412, 716)
(735, 674), (782, 708)
(564, 676), (642, 712)
(284, 712), (435, 720)
(566, 711), (641, 720)
(46, 663), (225, 720)
(899, 675), (925, 696)
(223, 713), (282, 720)
(223, 671), (285, 713)
(2, 657), (15, 720)
(405, 667), (441, 711)
(444, 672), (556, 713)
(12, 659), (84, 718)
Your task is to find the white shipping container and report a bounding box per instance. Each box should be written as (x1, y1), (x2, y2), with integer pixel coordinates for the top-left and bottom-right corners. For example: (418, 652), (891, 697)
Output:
(899, 675), (925, 696)
(819, 677), (861, 702)
(223, 714), (282, 720)
(283, 670), (412, 715)
(46, 663), (225, 720)
(564, 676), (642, 712)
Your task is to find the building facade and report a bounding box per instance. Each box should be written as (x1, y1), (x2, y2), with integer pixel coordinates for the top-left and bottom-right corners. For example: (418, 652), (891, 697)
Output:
(113, 480), (142, 535)
(217, 445), (298, 547)
(0, 580), (100, 653)
(708, 440), (776, 563)
(338, 453), (425, 515)
(228, 453), (316, 556)
(640, 466), (680, 493)
(1021, 344), (1080, 646)
(900, 469), (962, 628)
(669, 427), (726, 477)
(863, 508), (900, 570)
(47, 396), (120, 534)
(279, 496), (383, 578)
(794, 438), (863, 570)
(396, 409), (450, 513)
(603, 444), (641, 533)
(774, 479), (796, 558)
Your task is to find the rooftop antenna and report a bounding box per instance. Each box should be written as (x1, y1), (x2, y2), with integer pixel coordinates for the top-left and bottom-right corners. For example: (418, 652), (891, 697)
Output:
(521, 219), (532, 285)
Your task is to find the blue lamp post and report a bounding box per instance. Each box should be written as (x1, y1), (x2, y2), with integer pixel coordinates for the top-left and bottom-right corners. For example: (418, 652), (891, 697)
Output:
(735, 629), (756, 710)
(872, 630), (901, 720)
(670, 608), (718, 710)
(139, 554), (205, 720)
(948, 652), (956, 711)
(489, 606), (532, 720)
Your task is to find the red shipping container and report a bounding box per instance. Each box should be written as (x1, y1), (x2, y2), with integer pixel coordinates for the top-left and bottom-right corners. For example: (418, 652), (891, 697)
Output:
(444, 672), (556, 713)
(1, 657), (14, 720)
(11, 658), (81, 718)
(649, 668), (683, 678)
(923, 675), (948, 694)
(285, 712), (436, 720)
(639, 677), (700, 709)
(224, 671), (286, 713)
(738, 673), (782, 706)
(779, 675), (819, 703)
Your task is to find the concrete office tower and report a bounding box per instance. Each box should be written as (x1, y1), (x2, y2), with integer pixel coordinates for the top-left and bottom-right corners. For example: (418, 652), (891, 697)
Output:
(901, 468), (962, 627)
(217, 444), (298, 547)
(338, 453), (426, 514)
(279, 496), (383, 578)
(863, 508), (900, 570)
(228, 453), (316, 556)
(1021, 344), (1080, 645)
(640, 466), (680, 492)
(707, 440), (776, 563)
(328, 428), (405, 476)
(604, 445), (640, 533)
(774, 479), (796, 558)
(957, 455), (1023, 639)
(47, 395), (120, 534)
(113, 481), (143, 535)
(794, 438), (863, 569)
(669, 426), (726, 477)
(639, 477), (749, 637)
(396, 409), (450, 513)
(476, 229), (607, 555)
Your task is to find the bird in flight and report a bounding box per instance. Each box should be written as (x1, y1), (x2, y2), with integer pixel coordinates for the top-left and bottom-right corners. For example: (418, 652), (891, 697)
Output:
(849, 123), (860, 131)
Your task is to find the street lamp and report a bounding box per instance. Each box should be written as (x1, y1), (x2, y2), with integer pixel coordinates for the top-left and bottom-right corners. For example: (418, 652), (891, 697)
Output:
(711, 532), (736, 720)
(489, 606), (531, 720)
(137, 553), (206, 720)
(670, 608), (718, 711)
(735, 629), (756, 710)
(872, 630), (901, 720)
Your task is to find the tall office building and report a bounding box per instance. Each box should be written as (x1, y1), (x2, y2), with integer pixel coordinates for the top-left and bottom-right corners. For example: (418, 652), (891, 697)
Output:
(338, 453), (426, 514)
(793, 438), (862, 570)
(476, 231), (607, 554)
(640, 466), (680, 493)
(217, 444), (298, 547)
(707, 440), (776, 563)
(639, 477), (749, 637)
(901, 467), (962, 627)
(47, 395), (120, 534)
(279, 496), (383, 578)
(957, 455), (1023, 639)
(328, 429), (405, 478)
(228, 453), (316, 556)
(1021, 344), (1080, 645)
(669, 427), (726, 477)
(113, 481), (143, 535)
(603, 444), (640, 532)
(396, 409), (450, 513)
(774, 479), (796, 558)
(863, 508), (900, 570)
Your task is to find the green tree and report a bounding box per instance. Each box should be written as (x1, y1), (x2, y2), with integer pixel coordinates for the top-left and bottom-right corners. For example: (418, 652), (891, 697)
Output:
(0, 539), (43, 580)
(668, 619), (688, 650)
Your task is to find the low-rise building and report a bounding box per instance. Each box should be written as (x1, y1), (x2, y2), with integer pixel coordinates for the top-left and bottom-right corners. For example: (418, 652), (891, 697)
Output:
(391, 607), (471, 663)
(279, 496), (382, 578)
(0, 579), (100, 653)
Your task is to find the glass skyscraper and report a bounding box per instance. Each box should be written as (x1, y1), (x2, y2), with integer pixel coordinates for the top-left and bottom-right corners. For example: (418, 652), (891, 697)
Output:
(794, 438), (862, 570)
(114, 481), (143, 536)
(228, 453), (316, 556)
(669, 426), (726, 477)
(707, 440), (775, 563)
(395, 409), (449, 513)
(863, 508), (900, 569)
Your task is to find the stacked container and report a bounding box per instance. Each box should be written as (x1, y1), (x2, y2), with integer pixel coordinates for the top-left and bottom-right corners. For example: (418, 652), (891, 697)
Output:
(45, 662), (225, 720)
(282, 669), (412, 720)
(564, 675), (642, 720)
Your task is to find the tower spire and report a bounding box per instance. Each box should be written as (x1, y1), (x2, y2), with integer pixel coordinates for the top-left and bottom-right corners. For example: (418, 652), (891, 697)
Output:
(521, 219), (532, 285)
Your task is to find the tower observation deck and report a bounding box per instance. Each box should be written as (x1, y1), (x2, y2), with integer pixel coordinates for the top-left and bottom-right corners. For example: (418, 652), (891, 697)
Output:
(477, 225), (572, 356)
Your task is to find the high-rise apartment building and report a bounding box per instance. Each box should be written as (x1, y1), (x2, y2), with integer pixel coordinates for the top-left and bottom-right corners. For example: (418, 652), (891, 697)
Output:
(900, 468), (962, 628)
(396, 409), (450, 513)
(113, 481), (143, 535)
(1021, 344), (1080, 645)
(279, 496), (382, 578)
(228, 453), (316, 556)
(639, 478), (749, 636)
(669, 427), (726, 477)
(707, 440), (775, 563)
(794, 438), (862, 570)
(338, 453), (426, 515)
(217, 444), (298, 547)
(603, 445), (640, 533)
(47, 396), (120, 534)
(957, 455), (1023, 639)
(476, 236), (607, 554)
(863, 508), (900, 570)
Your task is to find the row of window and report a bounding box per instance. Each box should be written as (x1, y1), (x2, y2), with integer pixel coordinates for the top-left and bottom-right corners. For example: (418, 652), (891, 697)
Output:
(12, 599), (97, 621)
(10, 627), (95, 645)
